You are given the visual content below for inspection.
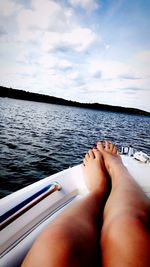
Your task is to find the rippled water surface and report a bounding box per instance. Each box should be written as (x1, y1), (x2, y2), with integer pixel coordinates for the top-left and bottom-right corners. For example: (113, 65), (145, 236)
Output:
(0, 97), (150, 198)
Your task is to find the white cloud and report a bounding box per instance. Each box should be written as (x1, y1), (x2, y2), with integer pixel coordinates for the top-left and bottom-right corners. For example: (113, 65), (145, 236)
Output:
(18, 0), (69, 32)
(63, 27), (97, 52)
(88, 60), (130, 80)
(58, 59), (73, 70)
(42, 27), (97, 52)
(17, 0), (75, 43)
(0, 1), (150, 111)
(76, 54), (149, 110)
(38, 54), (73, 70)
(69, 0), (99, 11)
(0, 0), (21, 17)
(17, 52), (30, 64)
(38, 54), (58, 69)
(41, 32), (61, 51)
(133, 50), (150, 77)
(16, 0), (98, 52)
(67, 71), (80, 80)
(136, 50), (150, 63)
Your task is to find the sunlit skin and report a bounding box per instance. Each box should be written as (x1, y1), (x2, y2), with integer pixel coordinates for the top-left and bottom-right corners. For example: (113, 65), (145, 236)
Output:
(97, 141), (150, 267)
(21, 141), (150, 267)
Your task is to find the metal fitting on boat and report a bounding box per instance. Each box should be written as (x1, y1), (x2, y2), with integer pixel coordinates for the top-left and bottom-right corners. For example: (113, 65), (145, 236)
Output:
(121, 146), (149, 163)
(0, 182), (62, 230)
(121, 146), (134, 156)
(133, 151), (150, 163)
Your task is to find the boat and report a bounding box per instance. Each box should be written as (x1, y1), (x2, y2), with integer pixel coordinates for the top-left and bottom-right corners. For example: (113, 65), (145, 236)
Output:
(0, 147), (150, 267)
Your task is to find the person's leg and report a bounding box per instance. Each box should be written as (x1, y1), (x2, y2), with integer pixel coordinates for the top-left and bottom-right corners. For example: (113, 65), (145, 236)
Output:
(21, 149), (108, 267)
(97, 141), (150, 267)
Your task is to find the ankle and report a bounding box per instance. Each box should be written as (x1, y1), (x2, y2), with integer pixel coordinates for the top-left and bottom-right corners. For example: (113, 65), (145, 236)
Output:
(108, 160), (126, 179)
(89, 187), (108, 202)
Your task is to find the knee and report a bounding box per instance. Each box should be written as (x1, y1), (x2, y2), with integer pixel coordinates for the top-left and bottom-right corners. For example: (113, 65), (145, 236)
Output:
(22, 225), (75, 267)
(101, 212), (149, 246)
(38, 223), (75, 250)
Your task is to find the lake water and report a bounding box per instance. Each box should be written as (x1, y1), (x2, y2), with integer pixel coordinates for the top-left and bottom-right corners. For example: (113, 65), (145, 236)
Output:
(0, 97), (150, 198)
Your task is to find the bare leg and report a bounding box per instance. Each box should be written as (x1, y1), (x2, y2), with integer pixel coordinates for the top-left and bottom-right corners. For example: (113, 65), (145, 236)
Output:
(97, 141), (150, 267)
(21, 149), (108, 267)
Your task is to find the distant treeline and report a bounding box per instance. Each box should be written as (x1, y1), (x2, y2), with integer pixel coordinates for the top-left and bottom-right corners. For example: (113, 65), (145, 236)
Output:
(0, 86), (149, 116)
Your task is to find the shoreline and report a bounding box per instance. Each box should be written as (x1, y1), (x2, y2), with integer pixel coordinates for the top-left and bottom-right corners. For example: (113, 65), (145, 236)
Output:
(0, 86), (149, 116)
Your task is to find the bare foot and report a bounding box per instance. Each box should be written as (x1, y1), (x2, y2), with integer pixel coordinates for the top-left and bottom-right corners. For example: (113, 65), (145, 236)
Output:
(97, 141), (126, 180)
(82, 148), (107, 194)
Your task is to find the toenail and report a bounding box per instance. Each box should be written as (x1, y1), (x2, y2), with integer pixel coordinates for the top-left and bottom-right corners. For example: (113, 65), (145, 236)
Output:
(98, 141), (102, 144)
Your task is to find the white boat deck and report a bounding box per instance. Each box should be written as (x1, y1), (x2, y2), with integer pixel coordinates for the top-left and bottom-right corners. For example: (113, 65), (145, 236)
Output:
(0, 155), (150, 267)
(122, 155), (150, 197)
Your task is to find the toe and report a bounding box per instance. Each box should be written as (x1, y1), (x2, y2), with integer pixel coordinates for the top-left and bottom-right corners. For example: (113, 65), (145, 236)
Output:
(105, 141), (110, 152)
(97, 141), (104, 152)
(112, 145), (117, 154)
(109, 142), (114, 151)
(88, 149), (95, 159)
(93, 148), (102, 160)
(83, 158), (87, 166)
(85, 152), (90, 161)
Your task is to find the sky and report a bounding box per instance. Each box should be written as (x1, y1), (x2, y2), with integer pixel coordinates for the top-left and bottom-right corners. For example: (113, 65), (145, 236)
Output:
(0, 0), (150, 111)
